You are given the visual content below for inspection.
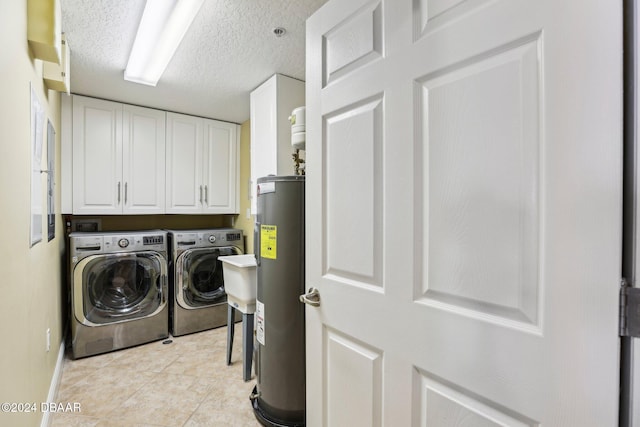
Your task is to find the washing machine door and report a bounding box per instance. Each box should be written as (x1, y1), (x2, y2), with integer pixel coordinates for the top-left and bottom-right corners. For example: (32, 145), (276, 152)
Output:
(73, 252), (167, 326)
(176, 247), (241, 309)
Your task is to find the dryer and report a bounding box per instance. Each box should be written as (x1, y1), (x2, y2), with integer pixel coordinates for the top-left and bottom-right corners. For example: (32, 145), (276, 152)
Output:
(69, 230), (169, 359)
(167, 228), (244, 336)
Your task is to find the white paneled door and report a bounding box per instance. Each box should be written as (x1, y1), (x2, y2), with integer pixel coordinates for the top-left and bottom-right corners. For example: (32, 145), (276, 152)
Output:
(305, 0), (623, 426)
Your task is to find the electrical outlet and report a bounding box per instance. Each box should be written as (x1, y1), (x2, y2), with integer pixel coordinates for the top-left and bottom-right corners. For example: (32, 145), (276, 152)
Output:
(46, 328), (50, 352)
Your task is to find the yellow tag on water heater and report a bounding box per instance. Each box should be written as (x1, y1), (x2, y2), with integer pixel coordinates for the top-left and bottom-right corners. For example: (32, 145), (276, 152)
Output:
(261, 225), (277, 259)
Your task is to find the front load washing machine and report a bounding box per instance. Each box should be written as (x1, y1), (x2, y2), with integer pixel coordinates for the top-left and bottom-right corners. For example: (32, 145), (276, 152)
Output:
(69, 230), (169, 359)
(167, 228), (244, 336)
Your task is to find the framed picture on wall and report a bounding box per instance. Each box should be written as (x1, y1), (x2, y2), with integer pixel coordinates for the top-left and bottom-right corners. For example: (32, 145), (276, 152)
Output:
(30, 83), (44, 247)
(47, 119), (55, 241)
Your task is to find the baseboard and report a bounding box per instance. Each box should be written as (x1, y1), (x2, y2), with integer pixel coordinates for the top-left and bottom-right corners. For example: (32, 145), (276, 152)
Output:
(40, 339), (66, 427)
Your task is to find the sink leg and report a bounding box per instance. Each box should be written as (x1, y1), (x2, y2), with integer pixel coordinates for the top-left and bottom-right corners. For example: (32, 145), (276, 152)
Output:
(226, 304), (235, 366)
(242, 313), (254, 381)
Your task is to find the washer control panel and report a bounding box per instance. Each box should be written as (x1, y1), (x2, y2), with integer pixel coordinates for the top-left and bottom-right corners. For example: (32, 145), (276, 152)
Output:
(102, 232), (166, 252)
(225, 232), (242, 242)
(143, 235), (164, 245)
(70, 231), (167, 260)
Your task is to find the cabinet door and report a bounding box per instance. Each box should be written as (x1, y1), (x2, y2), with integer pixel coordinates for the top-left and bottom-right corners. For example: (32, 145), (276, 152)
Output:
(122, 105), (166, 214)
(72, 95), (123, 214)
(250, 76), (278, 213)
(202, 120), (239, 213)
(249, 74), (305, 213)
(166, 112), (203, 213)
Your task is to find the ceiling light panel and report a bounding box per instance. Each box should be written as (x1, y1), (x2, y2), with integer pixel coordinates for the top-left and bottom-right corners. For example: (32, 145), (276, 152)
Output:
(124, 0), (204, 86)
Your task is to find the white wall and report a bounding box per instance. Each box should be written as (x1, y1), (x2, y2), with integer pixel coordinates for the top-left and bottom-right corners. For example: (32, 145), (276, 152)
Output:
(0, 2), (65, 426)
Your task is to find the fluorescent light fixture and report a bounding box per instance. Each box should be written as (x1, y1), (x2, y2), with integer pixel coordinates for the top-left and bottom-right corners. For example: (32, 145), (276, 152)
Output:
(124, 0), (204, 86)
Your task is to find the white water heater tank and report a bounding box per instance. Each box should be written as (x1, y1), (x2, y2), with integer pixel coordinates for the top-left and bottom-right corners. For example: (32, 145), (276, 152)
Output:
(289, 106), (306, 150)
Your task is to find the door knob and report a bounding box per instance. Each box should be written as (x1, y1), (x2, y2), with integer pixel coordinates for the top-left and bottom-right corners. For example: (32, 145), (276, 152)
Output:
(300, 287), (320, 307)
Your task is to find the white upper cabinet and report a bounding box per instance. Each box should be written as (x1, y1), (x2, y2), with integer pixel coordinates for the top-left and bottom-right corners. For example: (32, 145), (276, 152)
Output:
(122, 104), (166, 214)
(71, 95), (165, 214)
(250, 74), (305, 213)
(166, 112), (239, 214)
(165, 112), (203, 213)
(202, 119), (238, 213)
(64, 95), (238, 215)
(72, 96), (123, 214)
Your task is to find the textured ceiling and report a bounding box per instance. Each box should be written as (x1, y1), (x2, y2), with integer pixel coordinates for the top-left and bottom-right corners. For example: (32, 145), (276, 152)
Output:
(60, 0), (328, 124)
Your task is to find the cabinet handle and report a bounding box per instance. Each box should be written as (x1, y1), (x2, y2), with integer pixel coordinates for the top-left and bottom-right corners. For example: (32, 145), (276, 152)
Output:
(117, 182), (121, 204)
(124, 183), (128, 205)
(204, 185), (208, 205)
(199, 185), (203, 205)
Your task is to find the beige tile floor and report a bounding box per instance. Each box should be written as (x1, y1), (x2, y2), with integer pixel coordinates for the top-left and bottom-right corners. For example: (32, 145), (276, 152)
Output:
(49, 326), (260, 427)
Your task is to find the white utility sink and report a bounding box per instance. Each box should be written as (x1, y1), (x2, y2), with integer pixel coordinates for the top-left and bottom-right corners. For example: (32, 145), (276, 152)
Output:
(220, 254), (257, 314)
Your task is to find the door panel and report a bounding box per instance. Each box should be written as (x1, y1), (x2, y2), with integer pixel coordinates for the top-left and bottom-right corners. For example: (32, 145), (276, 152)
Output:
(203, 120), (238, 213)
(204, 123), (231, 210)
(72, 95), (122, 214)
(122, 104), (166, 214)
(413, 370), (537, 427)
(417, 34), (541, 329)
(166, 112), (203, 213)
(325, 329), (383, 426)
(323, 1), (382, 86)
(325, 97), (383, 285)
(306, 0), (622, 425)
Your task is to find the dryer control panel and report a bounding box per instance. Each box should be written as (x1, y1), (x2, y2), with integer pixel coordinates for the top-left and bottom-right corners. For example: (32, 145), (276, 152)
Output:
(169, 229), (244, 251)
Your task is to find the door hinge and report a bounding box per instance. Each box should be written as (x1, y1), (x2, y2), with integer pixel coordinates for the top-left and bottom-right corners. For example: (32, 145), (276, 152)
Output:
(620, 278), (640, 337)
